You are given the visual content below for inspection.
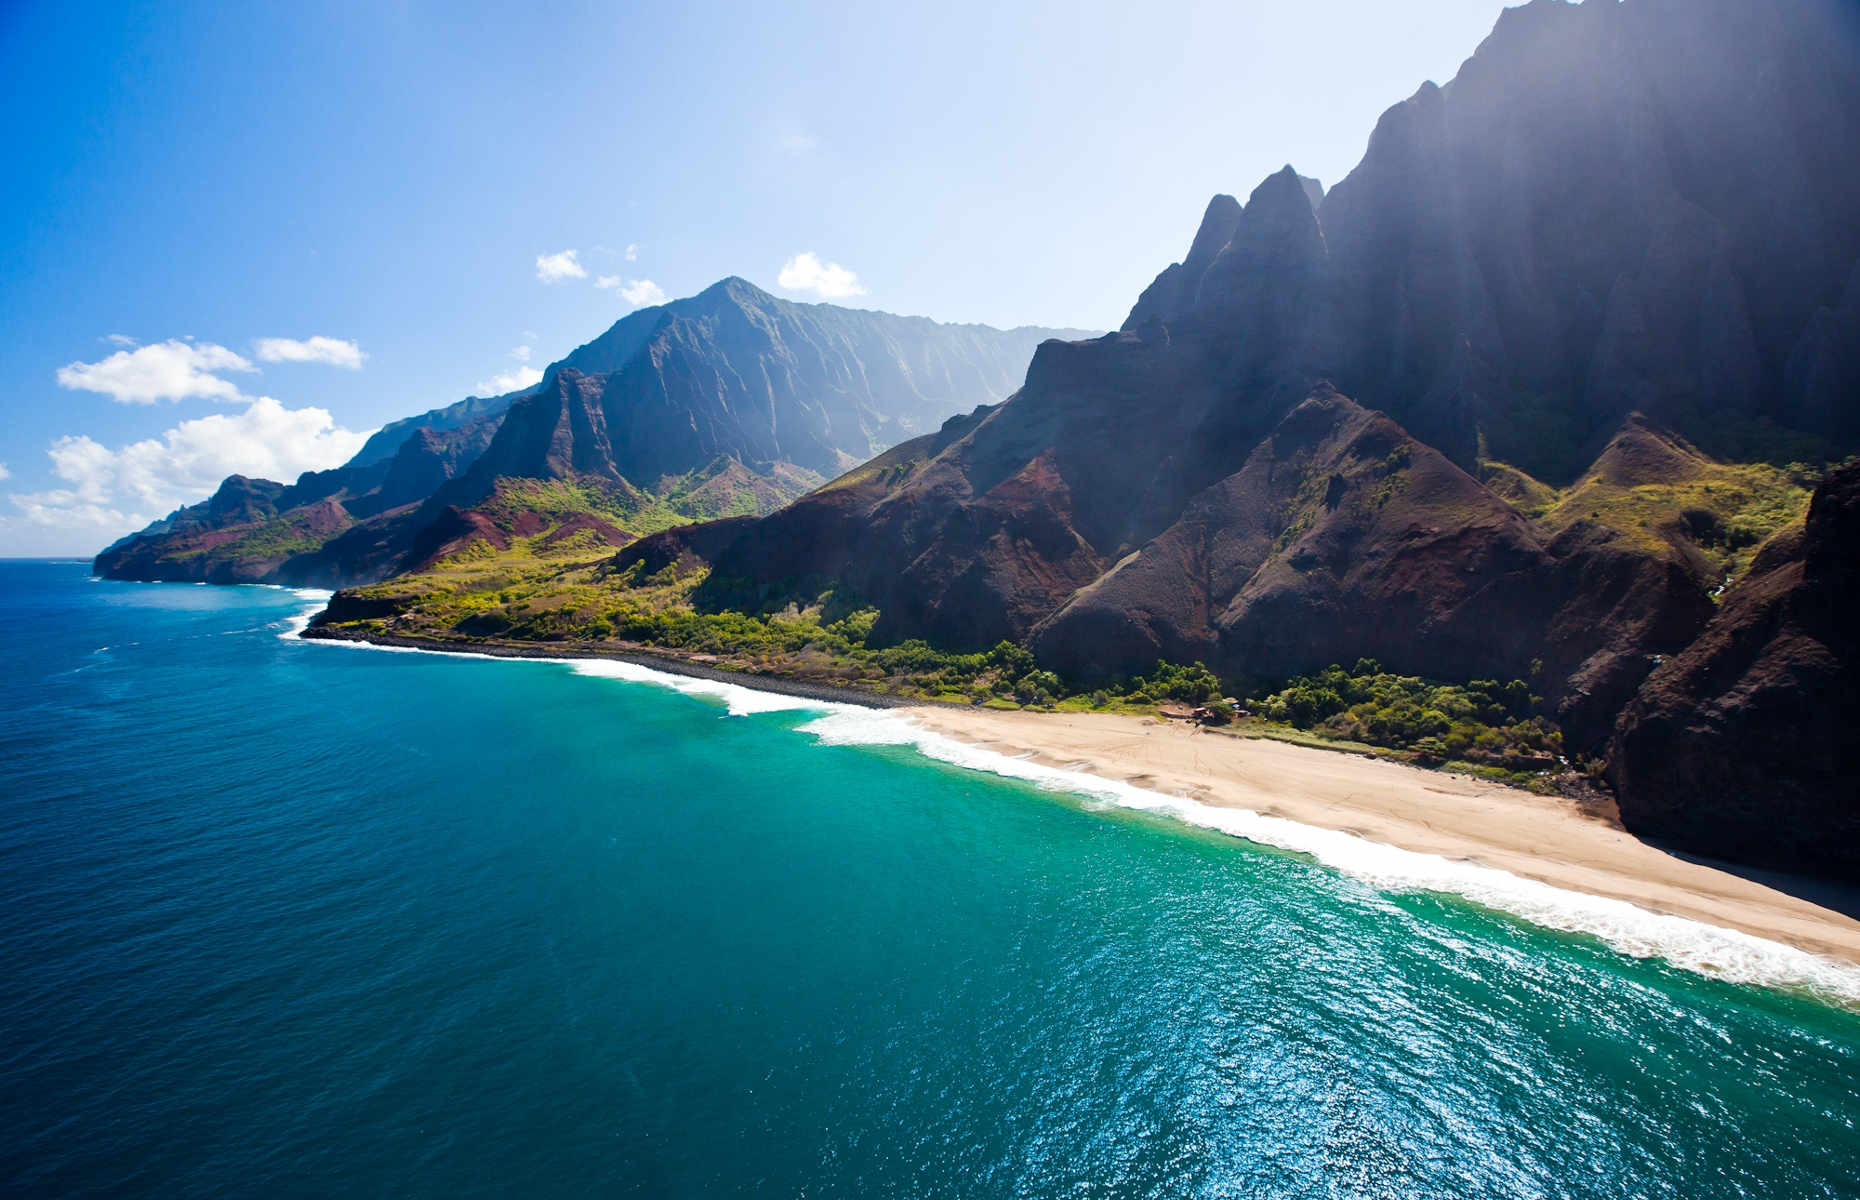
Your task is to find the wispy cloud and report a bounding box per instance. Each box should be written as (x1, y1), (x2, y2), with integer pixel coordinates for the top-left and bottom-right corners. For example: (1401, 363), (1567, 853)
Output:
(104, 333), (137, 347)
(56, 340), (255, 404)
(777, 252), (865, 300)
(475, 366), (543, 396)
(510, 345), (532, 362)
(776, 129), (821, 154)
(252, 335), (365, 369)
(535, 249), (587, 283)
(7, 397), (374, 537)
(596, 276), (667, 308)
(624, 243), (639, 262)
(0, 463), (9, 482)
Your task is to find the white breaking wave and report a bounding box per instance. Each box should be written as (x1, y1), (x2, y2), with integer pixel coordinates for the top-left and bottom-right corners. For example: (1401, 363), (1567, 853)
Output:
(295, 634), (1860, 1005)
(797, 707), (1860, 1006)
(277, 589), (334, 640)
(562, 659), (826, 716)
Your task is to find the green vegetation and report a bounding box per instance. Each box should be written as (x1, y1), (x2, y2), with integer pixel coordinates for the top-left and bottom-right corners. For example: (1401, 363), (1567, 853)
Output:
(655, 458), (822, 521)
(173, 513), (353, 564)
(1543, 458), (1809, 573)
(467, 465), (819, 545)
(809, 447), (925, 497)
(329, 520), (1240, 710)
(1245, 659), (1562, 780)
(1478, 460), (1559, 517)
(335, 537), (1568, 788)
(1481, 438), (1813, 581)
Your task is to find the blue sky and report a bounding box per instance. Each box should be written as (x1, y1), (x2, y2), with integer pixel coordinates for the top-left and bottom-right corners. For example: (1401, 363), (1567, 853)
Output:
(0, 0), (1518, 555)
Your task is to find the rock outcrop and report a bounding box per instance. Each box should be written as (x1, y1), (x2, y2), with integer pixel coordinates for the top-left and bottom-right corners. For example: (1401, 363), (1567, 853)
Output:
(1607, 463), (1860, 880)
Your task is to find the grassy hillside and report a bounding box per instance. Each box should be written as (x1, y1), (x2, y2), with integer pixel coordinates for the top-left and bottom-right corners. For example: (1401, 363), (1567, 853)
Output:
(1482, 423), (1816, 584)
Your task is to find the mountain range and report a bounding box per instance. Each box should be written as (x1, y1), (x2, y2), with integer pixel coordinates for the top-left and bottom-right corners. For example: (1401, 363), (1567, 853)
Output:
(94, 279), (1092, 586)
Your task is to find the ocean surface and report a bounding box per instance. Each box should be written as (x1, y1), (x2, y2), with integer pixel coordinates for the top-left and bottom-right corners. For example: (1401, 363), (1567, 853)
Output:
(2, 559), (1858, 1198)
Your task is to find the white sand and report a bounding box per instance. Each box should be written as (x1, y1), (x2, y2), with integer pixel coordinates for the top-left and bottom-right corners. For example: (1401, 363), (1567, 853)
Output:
(900, 707), (1860, 967)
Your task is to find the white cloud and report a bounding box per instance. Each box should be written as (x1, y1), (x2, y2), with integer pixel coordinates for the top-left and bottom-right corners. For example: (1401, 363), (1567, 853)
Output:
(6, 397), (375, 545)
(777, 129), (821, 154)
(777, 252), (866, 300)
(624, 243), (639, 262)
(535, 249), (587, 283)
(475, 366), (543, 396)
(510, 345), (532, 362)
(252, 335), (365, 369)
(620, 280), (667, 307)
(104, 333), (138, 347)
(594, 276), (668, 308)
(0, 463), (9, 481)
(56, 339), (255, 404)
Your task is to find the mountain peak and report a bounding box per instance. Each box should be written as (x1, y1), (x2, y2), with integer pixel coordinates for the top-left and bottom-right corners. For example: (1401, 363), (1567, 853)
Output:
(1185, 194), (1243, 269)
(1246, 164), (1320, 227)
(698, 275), (775, 305)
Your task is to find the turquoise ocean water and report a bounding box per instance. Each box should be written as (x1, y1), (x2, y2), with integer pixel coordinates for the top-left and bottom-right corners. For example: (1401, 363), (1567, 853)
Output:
(2, 559), (1857, 1197)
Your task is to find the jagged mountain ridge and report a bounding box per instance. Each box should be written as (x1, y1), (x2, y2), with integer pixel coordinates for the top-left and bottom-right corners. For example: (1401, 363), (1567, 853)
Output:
(623, 0), (1854, 760)
(94, 279), (1092, 586)
(1133, 0), (1860, 479)
(460, 277), (1095, 490)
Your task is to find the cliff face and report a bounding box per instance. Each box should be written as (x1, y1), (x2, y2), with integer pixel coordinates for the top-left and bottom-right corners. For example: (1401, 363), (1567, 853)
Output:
(449, 277), (1089, 496)
(95, 279), (1089, 587)
(643, 0), (1854, 759)
(1607, 463), (1860, 879)
(1119, 0), (1860, 480)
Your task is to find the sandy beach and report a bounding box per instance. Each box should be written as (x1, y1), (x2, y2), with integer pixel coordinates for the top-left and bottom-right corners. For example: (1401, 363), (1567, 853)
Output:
(302, 623), (1860, 981)
(901, 706), (1860, 967)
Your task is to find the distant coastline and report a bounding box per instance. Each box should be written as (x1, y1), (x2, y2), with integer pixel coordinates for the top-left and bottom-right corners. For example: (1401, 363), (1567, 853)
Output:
(299, 624), (933, 710)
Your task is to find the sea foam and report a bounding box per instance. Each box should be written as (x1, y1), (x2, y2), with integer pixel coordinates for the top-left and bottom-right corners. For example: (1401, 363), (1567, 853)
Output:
(798, 707), (1860, 1006)
(299, 632), (1860, 1005)
(563, 659), (825, 716)
(277, 589), (335, 640)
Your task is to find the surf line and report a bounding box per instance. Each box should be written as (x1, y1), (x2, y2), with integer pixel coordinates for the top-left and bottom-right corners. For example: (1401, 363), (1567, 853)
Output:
(289, 611), (1860, 1007)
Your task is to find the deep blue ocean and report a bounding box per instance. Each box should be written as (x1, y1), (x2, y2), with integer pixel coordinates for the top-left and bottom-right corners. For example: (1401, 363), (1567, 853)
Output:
(3, 559), (1858, 1198)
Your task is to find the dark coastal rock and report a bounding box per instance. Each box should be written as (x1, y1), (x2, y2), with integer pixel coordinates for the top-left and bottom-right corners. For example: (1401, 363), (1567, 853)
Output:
(1607, 463), (1860, 880)
(310, 588), (416, 626)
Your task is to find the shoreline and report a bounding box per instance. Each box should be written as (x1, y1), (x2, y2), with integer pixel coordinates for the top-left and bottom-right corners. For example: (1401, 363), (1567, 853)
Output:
(298, 619), (1860, 995)
(300, 625), (932, 709)
(897, 706), (1860, 974)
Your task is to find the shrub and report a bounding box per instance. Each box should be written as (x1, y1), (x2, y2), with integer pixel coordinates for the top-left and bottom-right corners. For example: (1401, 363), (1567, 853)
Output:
(1250, 659), (1557, 761)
